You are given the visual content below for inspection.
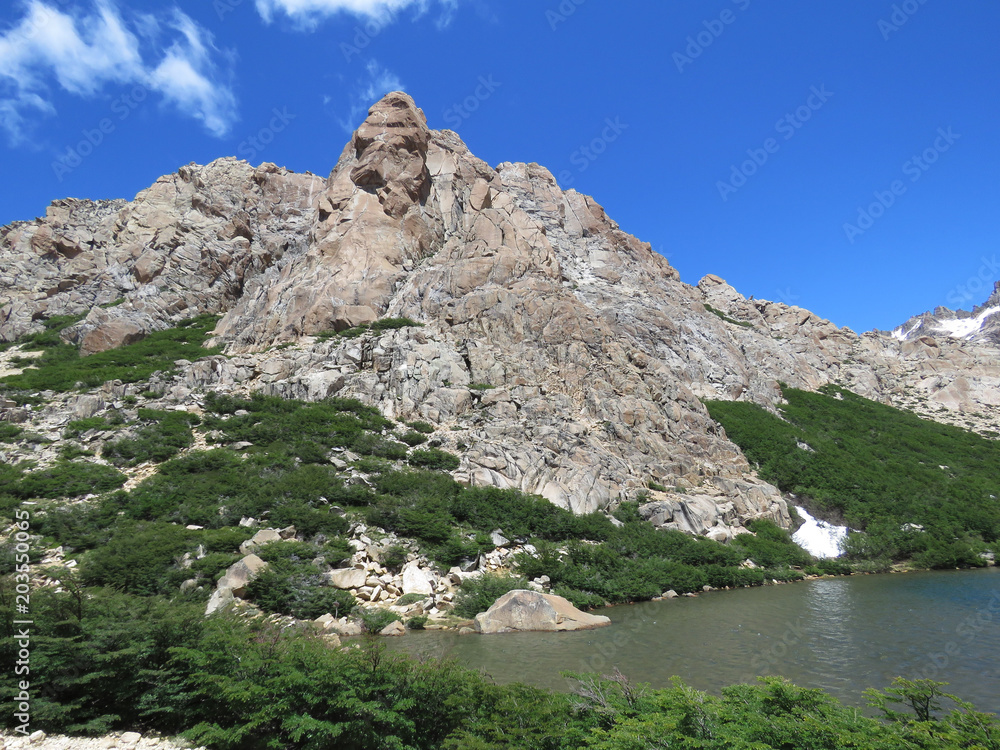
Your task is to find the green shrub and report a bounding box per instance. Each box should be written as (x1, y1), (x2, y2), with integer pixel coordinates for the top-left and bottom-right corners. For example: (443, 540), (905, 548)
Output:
(380, 544), (408, 572)
(1, 314), (221, 392)
(245, 563), (356, 620)
(406, 420), (435, 434)
(0, 423), (23, 442)
(321, 538), (354, 568)
(453, 573), (529, 618)
(255, 541), (320, 564)
(358, 608), (403, 633)
(56, 444), (94, 460)
(79, 522), (191, 596)
(14, 461), (126, 499)
(408, 448), (461, 471)
(706, 385), (1000, 560)
(63, 416), (111, 438)
(399, 430), (429, 447)
(406, 615), (429, 630)
(734, 519), (812, 568)
(395, 593), (427, 606)
(102, 409), (198, 466)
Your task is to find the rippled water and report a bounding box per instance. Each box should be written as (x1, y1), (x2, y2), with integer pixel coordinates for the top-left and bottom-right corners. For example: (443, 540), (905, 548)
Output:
(389, 568), (1000, 712)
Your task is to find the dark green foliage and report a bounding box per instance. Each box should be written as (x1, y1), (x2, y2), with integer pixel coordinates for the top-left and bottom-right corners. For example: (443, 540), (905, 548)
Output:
(398, 429), (429, 446)
(57, 443), (95, 460)
(1, 314), (221, 392)
(358, 608), (402, 633)
(0, 423), (22, 442)
(3, 583), (997, 748)
(112, 449), (350, 535)
(13, 460), (126, 499)
(734, 519), (813, 568)
(0, 585), (207, 735)
(395, 593), (427, 606)
(912, 539), (987, 570)
(704, 303), (754, 328)
(203, 391), (391, 461)
(321, 316), (425, 340)
(406, 615), (429, 629)
(408, 447), (461, 470)
(102, 409), (199, 466)
(706, 385), (1000, 563)
(406, 420), (435, 434)
(245, 562), (356, 620)
(380, 543), (408, 572)
(452, 573), (529, 618)
(63, 416), (112, 438)
(79, 522), (191, 596)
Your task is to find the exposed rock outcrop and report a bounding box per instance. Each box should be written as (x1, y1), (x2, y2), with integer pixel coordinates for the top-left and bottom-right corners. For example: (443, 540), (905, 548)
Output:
(3, 90), (998, 537)
(473, 590), (612, 634)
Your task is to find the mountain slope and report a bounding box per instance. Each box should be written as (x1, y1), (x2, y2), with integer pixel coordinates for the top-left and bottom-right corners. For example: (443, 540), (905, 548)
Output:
(2, 91), (998, 535)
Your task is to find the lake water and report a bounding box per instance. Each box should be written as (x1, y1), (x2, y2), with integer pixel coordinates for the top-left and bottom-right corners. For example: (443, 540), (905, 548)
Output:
(390, 568), (1000, 713)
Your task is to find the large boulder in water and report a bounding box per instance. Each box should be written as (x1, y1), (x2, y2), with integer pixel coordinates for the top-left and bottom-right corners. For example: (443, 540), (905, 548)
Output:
(473, 590), (611, 634)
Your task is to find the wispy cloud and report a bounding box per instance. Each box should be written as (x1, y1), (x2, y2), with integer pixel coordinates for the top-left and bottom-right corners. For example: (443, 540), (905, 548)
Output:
(0, 0), (237, 143)
(337, 59), (403, 133)
(256, 0), (459, 29)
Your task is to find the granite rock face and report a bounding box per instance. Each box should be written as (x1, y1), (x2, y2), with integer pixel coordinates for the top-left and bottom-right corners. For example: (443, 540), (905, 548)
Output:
(3, 91), (998, 536)
(473, 590), (612, 634)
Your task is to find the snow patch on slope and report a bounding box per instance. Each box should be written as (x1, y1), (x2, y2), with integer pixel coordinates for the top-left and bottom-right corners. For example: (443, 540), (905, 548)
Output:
(792, 506), (848, 559)
(933, 306), (1000, 339)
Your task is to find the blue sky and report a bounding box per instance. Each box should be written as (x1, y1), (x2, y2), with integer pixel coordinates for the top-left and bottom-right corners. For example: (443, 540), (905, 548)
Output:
(1, 0), (998, 333)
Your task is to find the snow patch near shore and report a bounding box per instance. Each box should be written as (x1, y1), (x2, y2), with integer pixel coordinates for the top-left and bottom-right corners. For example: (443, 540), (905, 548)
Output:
(792, 506), (847, 559)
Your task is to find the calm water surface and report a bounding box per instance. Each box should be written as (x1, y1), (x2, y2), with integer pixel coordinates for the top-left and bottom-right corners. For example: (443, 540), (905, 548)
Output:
(390, 568), (1000, 712)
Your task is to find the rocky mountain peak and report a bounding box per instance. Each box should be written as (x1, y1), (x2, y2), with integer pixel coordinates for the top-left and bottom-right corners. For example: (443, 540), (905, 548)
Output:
(892, 282), (1000, 346)
(2, 91), (999, 532)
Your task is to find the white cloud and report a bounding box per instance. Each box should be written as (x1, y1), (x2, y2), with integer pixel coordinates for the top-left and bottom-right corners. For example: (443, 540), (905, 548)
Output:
(337, 59), (403, 133)
(0, 1), (236, 143)
(255, 0), (458, 28)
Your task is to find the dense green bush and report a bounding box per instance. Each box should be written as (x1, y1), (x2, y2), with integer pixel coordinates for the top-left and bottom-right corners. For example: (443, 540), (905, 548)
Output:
(734, 519), (813, 568)
(245, 562), (356, 620)
(452, 573), (529, 618)
(79, 522), (191, 596)
(358, 608), (402, 633)
(0, 314), (221, 393)
(4, 583), (998, 748)
(706, 385), (1000, 565)
(0, 423), (23, 442)
(14, 460), (126, 499)
(408, 447), (461, 471)
(398, 429), (429, 446)
(102, 409), (199, 465)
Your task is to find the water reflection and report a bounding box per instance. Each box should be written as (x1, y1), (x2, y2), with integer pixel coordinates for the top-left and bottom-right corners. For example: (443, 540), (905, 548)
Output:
(387, 568), (1000, 713)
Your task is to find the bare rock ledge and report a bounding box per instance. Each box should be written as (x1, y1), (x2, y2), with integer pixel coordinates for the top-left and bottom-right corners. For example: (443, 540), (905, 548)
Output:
(473, 590), (611, 634)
